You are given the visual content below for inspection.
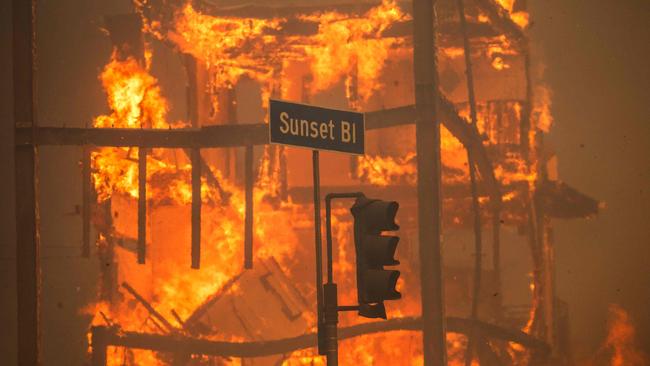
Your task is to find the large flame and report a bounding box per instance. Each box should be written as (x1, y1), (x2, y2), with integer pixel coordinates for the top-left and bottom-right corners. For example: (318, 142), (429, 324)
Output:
(84, 0), (552, 364)
(88, 52), (312, 365)
(299, 0), (407, 101)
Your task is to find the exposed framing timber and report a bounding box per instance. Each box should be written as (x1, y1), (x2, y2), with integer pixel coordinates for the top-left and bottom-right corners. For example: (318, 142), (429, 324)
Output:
(191, 148), (202, 269)
(244, 145), (254, 269)
(15, 124), (269, 148)
(16, 97), (501, 207)
(190, 0), (520, 48)
(456, 0), (486, 362)
(82, 146), (92, 258)
(473, 0), (528, 51)
(137, 148), (147, 264)
(89, 316), (548, 363)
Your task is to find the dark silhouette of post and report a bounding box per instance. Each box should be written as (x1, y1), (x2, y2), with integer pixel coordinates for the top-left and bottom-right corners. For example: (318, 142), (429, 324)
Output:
(191, 148), (201, 268)
(13, 0), (41, 364)
(138, 147), (147, 264)
(413, 0), (447, 365)
(244, 144), (254, 269)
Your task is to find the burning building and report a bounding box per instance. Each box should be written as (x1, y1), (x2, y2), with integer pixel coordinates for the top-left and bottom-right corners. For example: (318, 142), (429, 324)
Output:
(12, 0), (633, 365)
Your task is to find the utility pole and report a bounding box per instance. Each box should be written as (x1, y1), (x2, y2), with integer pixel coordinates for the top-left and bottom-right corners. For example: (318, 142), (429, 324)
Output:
(13, 0), (41, 364)
(413, 0), (447, 365)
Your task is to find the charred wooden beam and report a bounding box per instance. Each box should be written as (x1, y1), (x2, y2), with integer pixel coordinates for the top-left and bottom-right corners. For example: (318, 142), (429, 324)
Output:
(364, 98), (501, 208)
(15, 125), (269, 148)
(96, 201), (117, 302)
(89, 317), (548, 361)
(181, 55), (232, 204)
(137, 148), (147, 264)
(13, 0), (41, 364)
(184, 54), (199, 126)
(194, 1), (384, 19)
(456, 0), (486, 362)
(473, 0), (527, 51)
(122, 282), (176, 333)
(437, 96), (501, 206)
(170, 310), (186, 329)
(82, 146), (92, 258)
(16, 100), (500, 202)
(521, 51), (533, 156)
(364, 105), (417, 130)
(289, 184), (495, 205)
(535, 180), (599, 219)
(90, 326), (109, 366)
(244, 145), (254, 269)
(191, 148), (201, 269)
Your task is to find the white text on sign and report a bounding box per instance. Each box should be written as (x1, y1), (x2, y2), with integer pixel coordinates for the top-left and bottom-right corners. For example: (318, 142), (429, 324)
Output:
(279, 112), (357, 144)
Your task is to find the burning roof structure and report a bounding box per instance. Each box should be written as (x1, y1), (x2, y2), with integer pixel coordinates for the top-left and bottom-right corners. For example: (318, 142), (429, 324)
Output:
(12, 0), (603, 365)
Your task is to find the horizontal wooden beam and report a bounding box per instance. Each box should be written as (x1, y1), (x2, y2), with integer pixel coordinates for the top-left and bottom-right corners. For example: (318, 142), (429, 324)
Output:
(90, 316), (548, 359)
(15, 124), (269, 148)
(16, 99), (501, 204)
(13, 105), (423, 148)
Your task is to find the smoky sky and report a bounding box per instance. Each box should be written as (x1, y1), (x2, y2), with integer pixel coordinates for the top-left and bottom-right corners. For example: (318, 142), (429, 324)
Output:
(530, 0), (650, 360)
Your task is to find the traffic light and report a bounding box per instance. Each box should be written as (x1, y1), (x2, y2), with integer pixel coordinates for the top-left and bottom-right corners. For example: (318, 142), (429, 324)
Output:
(350, 197), (401, 319)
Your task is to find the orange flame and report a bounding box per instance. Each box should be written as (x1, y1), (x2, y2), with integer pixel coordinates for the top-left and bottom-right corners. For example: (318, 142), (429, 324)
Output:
(300, 0), (407, 102)
(603, 305), (648, 366)
(494, 0), (530, 28)
(85, 0), (550, 364)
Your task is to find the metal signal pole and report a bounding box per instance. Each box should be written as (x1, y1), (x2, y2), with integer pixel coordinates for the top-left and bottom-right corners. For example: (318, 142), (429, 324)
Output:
(413, 0), (447, 365)
(312, 150), (328, 363)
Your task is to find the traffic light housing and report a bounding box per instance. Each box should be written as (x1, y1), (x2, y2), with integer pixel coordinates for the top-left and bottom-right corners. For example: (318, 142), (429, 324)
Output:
(350, 197), (401, 319)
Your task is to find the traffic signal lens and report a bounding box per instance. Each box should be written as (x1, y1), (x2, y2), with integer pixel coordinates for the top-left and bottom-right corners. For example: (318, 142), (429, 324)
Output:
(358, 303), (388, 319)
(362, 269), (401, 303)
(350, 196), (401, 319)
(363, 235), (400, 266)
(363, 201), (399, 232)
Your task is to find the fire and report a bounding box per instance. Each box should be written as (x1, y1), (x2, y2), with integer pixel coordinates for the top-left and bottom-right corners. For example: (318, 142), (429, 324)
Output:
(356, 126), (470, 187)
(83, 0), (552, 364)
(169, 3), (281, 87)
(356, 152), (417, 186)
(299, 0), (407, 102)
(146, 0), (408, 106)
(88, 50), (312, 365)
(93, 52), (170, 130)
(486, 36), (518, 71)
(602, 305), (648, 366)
(494, 0), (530, 28)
